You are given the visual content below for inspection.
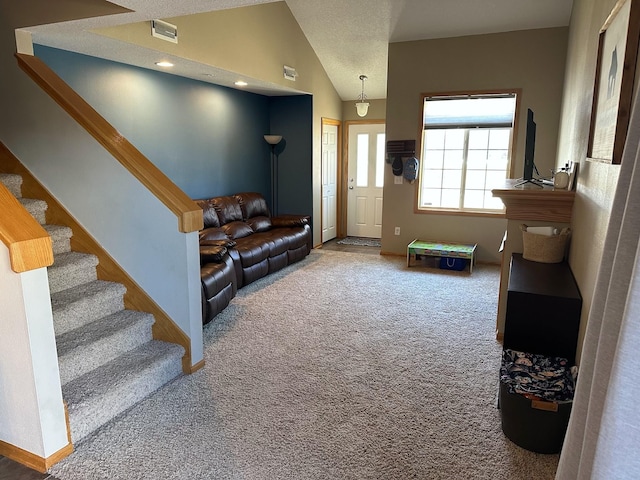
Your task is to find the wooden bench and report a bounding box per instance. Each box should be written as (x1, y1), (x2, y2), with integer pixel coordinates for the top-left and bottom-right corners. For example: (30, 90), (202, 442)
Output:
(406, 239), (477, 273)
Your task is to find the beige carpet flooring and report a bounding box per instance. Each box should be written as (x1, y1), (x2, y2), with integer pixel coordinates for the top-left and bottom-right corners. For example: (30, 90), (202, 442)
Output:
(49, 250), (559, 479)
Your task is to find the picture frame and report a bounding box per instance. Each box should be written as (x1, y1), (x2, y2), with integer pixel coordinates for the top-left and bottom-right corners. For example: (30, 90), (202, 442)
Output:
(587, 0), (640, 165)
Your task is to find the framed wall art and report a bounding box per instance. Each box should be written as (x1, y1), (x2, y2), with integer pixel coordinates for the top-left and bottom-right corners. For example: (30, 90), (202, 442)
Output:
(587, 0), (640, 164)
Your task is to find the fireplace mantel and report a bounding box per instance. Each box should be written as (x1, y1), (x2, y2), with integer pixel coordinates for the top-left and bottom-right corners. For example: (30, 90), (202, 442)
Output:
(492, 180), (575, 223)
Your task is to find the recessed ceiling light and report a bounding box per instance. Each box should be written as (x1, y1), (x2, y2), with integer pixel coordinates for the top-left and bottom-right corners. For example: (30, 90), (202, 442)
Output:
(155, 61), (174, 68)
(234, 80), (248, 87)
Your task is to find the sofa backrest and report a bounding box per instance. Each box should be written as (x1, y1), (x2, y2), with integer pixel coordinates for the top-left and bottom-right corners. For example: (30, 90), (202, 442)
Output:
(234, 192), (270, 219)
(195, 193), (275, 239)
(194, 199), (220, 228)
(211, 196), (244, 224)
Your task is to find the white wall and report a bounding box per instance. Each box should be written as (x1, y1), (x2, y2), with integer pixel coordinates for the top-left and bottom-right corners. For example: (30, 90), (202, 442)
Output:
(0, 246), (68, 458)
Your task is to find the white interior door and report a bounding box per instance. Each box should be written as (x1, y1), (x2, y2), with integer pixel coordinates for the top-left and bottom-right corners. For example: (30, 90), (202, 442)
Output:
(322, 123), (338, 243)
(347, 123), (385, 238)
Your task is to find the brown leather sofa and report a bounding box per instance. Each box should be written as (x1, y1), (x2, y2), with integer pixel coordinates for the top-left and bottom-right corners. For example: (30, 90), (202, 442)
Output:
(196, 192), (311, 324)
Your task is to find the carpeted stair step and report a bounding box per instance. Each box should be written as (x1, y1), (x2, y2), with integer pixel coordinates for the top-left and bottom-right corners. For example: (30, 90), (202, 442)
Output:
(57, 309), (155, 385)
(19, 197), (47, 224)
(0, 173), (22, 197)
(3, 172), (185, 448)
(48, 251), (99, 294)
(43, 224), (73, 255)
(1, 174), (72, 254)
(63, 340), (184, 444)
(52, 279), (126, 335)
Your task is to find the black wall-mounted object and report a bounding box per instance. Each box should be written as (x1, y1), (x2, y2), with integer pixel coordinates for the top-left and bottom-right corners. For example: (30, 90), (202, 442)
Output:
(386, 140), (415, 163)
(391, 157), (403, 176)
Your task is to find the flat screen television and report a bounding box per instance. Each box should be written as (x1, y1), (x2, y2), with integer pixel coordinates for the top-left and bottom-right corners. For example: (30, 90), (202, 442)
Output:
(523, 109), (536, 180)
(516, 108), (542, 187)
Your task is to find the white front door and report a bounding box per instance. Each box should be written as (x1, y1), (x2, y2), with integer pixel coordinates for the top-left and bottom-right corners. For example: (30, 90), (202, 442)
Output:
(322, 122), (338, 243)
(347, 123), (385, 238)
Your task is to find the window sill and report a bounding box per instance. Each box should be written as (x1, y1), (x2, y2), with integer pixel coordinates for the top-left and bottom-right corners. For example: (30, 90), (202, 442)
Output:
(414, 207), (506, 219)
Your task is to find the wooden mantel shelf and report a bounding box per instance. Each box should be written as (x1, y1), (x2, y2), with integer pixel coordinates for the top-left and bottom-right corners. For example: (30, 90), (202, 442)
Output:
(492, 180), (576, 223)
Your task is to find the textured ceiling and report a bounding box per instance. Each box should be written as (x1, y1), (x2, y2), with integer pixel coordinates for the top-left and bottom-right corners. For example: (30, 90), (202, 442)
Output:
(0, 0), (130, 28)
(25, 0), (573, 100)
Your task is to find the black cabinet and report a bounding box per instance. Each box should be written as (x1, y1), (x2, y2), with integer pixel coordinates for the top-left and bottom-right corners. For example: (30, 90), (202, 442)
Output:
(504, 253), (582, 362)
(500, 254), (582, 453)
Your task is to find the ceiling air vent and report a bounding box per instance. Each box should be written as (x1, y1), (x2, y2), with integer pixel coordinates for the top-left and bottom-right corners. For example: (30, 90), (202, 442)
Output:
(283, 65), (297, 81)
(152, 19), (178, 44)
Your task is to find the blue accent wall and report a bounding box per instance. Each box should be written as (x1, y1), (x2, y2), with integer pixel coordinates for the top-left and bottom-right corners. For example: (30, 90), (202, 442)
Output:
(34, 45), (312, 214)
(269, 95), (313, 216)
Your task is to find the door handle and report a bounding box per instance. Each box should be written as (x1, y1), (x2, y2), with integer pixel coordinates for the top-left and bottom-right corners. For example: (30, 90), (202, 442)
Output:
(349, 186), (354, 189)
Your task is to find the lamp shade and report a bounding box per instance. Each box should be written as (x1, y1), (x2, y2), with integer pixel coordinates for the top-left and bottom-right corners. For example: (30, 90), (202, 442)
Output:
(356, 101), (370, 117)
(264, 135), (283, 145)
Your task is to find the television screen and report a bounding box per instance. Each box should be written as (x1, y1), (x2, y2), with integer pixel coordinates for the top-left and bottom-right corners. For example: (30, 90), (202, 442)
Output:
(523, 108), (536, 181)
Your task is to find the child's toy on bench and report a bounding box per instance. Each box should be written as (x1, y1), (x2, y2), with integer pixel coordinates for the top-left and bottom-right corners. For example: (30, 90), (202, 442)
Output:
(407, 239), (477, 273)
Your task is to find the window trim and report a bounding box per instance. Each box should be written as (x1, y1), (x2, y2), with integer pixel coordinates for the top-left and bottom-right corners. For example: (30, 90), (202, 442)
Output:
(415, 89), (521, 217)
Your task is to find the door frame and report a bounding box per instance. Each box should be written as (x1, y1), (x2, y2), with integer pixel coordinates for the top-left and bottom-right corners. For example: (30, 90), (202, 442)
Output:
(320, 118), (342, 242)
(340, 119), (386, 238)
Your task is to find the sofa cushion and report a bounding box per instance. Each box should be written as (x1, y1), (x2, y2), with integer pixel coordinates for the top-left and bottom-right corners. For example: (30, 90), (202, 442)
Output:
(223, 221), (254, 239)
(195, 199), (221, 228)
(242, 259), (269, 286)
(247, 232), (287, 257)
(235, 192), (270, 219)
(273, 224), (312, 255)
(234, 237), (270, 266)
(248, 215), (272, 233)
(212, 195), (244, 224)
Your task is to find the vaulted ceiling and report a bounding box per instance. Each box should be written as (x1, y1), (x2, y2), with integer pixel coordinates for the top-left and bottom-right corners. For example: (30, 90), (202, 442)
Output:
(23, 0), (573, 100)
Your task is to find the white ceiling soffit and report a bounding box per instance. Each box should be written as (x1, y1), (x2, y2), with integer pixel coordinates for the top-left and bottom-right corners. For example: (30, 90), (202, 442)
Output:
(25, 0), (573, 100)
(24, 0), (300, 97)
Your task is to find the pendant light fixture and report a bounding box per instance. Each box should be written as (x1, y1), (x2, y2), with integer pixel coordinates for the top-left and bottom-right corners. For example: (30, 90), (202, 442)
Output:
(355, 74), (370, 117)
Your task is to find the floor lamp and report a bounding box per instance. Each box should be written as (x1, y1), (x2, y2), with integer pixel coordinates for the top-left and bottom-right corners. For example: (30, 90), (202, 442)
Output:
(264, 135), (282, 216)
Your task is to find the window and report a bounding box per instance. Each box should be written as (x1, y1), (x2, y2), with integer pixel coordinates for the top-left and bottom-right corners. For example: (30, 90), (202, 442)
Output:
(356, 132), (386, 188)
(417, 92), (518, 213)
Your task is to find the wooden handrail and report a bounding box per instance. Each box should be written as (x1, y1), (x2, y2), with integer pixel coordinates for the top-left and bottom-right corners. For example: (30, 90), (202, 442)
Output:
(0, 180), (53, 273)
(15, 53), (203, 234)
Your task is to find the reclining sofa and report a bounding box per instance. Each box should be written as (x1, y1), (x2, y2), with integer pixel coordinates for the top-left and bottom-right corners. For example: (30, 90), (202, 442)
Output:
(195, 192), (311, 324)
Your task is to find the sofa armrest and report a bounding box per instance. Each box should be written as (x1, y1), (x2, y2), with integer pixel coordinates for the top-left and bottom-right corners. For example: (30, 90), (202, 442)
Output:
(201, 238), (237, 248)
(199, 227), (237, 248)
(271, 214), (310, 228)
(200, 245), (228, 264)
(200, 227), (231, 242)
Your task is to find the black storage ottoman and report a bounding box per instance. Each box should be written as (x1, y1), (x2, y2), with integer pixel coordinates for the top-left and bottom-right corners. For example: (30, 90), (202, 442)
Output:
(499, 349), (576, 454)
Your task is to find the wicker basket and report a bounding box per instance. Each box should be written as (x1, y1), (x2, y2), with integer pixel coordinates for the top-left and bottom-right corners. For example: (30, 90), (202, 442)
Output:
(520, 224), (571, 263)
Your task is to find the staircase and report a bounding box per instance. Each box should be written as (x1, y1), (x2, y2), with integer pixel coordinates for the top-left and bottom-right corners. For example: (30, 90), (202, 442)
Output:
(0, 173), (184, 444)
